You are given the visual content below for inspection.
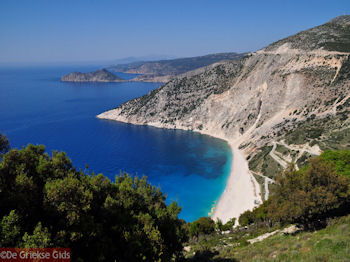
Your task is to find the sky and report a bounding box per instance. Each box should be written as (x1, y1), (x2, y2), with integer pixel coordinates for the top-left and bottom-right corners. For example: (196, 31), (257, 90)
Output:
(0, 0), (350, 64)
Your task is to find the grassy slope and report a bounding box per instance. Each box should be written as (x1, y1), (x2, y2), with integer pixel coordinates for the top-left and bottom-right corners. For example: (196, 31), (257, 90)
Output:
(187, 215), (350, 261)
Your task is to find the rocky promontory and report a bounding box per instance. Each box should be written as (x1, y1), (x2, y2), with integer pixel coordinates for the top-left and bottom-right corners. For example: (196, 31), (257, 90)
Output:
(61, 69), (124, 82)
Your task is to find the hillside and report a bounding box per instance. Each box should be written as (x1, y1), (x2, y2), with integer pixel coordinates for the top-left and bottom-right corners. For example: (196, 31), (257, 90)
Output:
(109, 52), (245, 82)
(186, 214), (350, 261)
(61, 69), (124, 82)
(97, 16), (350, 220)
(265, 15), (350, 52)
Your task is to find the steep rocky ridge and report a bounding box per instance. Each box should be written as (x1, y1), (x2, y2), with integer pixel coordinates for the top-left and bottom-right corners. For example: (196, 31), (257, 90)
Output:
(265, 15), (350, 52)
(97, 16), (350, 220)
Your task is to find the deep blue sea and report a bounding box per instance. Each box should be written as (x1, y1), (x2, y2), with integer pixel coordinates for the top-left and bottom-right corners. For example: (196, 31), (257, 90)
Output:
(0, 65), (231, 222)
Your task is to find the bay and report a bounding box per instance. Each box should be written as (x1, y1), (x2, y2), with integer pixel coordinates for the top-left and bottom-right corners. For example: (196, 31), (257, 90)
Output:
(0, 65), (231, 221)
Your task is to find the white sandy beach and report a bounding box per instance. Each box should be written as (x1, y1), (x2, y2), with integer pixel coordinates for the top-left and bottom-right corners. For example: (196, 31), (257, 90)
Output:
(195, 128), (262, 224)
(211, 140), (261, 224)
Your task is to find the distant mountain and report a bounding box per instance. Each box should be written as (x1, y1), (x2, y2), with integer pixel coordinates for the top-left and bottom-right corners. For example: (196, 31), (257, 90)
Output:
(108, 52), (245, 81)
(110, 55), (177, 65)
(61, 69), (123, 82)
(61, 52), (245, 83)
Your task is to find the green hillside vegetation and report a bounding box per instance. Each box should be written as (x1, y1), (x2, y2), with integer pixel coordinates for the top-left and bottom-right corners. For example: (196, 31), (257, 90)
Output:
(185, 150), (350, 261)
(265, 15), (350, 52)
(189, 214), (350, 262)
(240, 150), (350, 228)
(248, 145), (283, 179)
(320, 150), (350, 177)
(0, 135), (187, 261)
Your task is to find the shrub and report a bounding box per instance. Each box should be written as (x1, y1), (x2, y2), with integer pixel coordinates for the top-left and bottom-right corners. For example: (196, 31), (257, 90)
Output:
(189, 217), (215, 238)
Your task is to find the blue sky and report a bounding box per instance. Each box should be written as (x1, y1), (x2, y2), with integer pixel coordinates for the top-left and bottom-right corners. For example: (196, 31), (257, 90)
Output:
(0, 0), (349, 64)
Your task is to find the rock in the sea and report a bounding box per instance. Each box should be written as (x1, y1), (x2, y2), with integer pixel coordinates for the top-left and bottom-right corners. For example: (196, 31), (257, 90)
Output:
(61, 69), (123, 82)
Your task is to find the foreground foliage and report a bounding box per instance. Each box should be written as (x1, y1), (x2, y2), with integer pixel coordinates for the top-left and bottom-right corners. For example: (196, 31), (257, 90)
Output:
(0, 134), (9, 156)
(0, 141), (187, 261)
(239, 151), (350, 228)
(186, 150), (350, 261)
(187, 214), (350, 262)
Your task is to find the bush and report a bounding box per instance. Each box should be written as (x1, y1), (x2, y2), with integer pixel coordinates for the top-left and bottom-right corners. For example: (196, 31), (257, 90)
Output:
(239, 210), (255, 226)
(320, 150), (350, 177)
(188, 217), (215, 238)
(268, 158), (350, 226)
(216, 218), (236, 231)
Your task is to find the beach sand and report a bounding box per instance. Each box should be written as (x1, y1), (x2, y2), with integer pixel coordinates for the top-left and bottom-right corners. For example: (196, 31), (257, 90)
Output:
(195, 128), (262, 224)
(211, 140), (261, 224)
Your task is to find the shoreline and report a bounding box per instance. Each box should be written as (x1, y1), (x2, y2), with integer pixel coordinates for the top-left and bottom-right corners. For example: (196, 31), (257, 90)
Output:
(211, 140), (261, 224)
(196, 129), (261, 224)
(96, 113), (261, 224)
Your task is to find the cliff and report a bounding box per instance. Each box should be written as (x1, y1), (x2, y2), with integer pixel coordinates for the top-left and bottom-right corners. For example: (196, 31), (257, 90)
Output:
(61, 69), (123, 82)
(97, 16), (350, 220)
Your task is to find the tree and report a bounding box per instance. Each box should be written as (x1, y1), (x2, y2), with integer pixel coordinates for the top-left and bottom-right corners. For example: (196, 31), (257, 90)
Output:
(239, 151), (350, 228)
(216, 218), (236, 231)
(239, 210), (255, 226)
(189, 217), (215, 238)
(22, 222), (51, 248)
(222, 218), (236, 231)
(44, 174), (93, 227)
(215, 218), (224, 231)
(320, 150), (350, 177)
(0, 134), (9, 156)
(0, 210), (21, 246)
(268, 157), (350, 226)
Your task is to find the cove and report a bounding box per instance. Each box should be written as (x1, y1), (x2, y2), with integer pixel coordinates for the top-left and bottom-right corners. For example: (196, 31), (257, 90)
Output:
(0, 65), (232, 221)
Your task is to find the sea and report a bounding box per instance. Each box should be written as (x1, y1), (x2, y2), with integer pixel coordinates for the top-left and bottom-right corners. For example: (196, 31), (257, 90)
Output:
(0, 65), (232, 222)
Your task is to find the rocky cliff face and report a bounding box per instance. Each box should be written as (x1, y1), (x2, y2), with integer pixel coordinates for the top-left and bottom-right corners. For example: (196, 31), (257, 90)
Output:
(61, 69), (123, 82)
(98, 16), (350, 197)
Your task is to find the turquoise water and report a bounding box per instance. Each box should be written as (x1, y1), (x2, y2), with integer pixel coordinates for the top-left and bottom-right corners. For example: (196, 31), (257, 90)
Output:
(0, 65), (232, 221)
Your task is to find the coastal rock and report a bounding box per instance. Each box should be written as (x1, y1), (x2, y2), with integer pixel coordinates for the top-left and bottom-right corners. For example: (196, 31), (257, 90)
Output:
(61, 69), (123, 82)
(247, 225), (300, 244)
